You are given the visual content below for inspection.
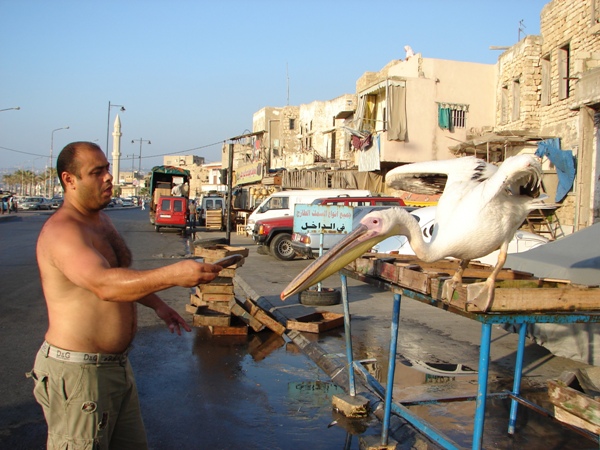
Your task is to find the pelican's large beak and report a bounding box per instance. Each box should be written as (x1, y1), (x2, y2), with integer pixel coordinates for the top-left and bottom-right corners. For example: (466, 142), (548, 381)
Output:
(280, 223), (382, 300)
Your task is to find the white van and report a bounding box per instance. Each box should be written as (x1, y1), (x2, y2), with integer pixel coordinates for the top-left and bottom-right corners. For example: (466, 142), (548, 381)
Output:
(246, 189), (372, 233)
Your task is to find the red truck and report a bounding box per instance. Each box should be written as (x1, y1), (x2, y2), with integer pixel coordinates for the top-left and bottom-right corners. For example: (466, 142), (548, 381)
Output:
(252, 196), (406, 260)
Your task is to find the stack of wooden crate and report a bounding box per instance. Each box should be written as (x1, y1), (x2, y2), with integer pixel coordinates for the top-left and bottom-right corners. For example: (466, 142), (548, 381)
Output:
(188, 244), (286, 337)
(205, 209), (223, 230)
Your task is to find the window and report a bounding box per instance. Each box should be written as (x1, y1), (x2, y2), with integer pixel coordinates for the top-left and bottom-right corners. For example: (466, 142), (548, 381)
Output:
(452, 109), (466, 128)
(558, 44), (570, 100)
(541, 55), (551, 106)
(501, 85), (509, 124)
(437, 103), (468, 130)
(289, 118), (295, 130)
(512, 79), (520, 121)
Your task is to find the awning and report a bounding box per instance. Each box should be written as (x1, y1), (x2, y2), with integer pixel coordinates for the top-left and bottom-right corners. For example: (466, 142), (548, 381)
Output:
(449, 130), (553, 159)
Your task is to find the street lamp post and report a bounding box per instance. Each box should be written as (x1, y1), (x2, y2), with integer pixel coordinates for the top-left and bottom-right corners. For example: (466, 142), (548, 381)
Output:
(106, 101), (125, 158)
(0, 107), (20, 112)
(131, 138), (150, 178)
(50, 126), (70, 197)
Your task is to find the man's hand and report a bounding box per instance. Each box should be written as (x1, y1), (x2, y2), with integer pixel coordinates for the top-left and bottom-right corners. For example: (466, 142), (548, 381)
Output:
(154, 302), (192, 335)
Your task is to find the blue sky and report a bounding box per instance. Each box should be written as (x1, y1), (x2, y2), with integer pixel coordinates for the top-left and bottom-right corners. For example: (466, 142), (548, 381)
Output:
(1, 0), (548, 173)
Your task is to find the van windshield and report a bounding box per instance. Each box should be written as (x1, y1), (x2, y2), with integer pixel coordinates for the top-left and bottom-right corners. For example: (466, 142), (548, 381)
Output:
(261, 196), (289, 212)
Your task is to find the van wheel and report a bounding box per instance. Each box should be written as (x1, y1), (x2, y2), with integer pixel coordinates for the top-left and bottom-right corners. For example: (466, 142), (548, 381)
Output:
(270, 233), (296, 261)
(299, 288), (342, 306)
(155, 226), (160, 232)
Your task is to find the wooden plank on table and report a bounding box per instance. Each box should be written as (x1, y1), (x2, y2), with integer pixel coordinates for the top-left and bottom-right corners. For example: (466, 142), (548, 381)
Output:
(244, 297), (286, 335)
(465, 283), (600, 312)
(229, 298), (265, 332)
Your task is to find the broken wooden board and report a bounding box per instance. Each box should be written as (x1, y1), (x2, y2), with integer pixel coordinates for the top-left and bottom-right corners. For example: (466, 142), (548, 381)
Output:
(244, 297), (286, 335)
(229, 298), (265, 332)
(548, 370), (600, 434)
(286, 311), (344, 333)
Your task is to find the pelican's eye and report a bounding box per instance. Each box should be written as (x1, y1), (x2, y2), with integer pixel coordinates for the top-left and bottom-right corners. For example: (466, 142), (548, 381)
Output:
(372, 219), (379, 225)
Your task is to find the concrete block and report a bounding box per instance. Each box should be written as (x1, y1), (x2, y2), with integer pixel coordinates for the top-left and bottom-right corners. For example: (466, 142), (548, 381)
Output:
(332, 393), (369, 418)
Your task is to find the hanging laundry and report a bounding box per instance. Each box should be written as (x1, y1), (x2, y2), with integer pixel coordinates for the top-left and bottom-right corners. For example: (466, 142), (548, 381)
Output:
(535, 138), (576, 203)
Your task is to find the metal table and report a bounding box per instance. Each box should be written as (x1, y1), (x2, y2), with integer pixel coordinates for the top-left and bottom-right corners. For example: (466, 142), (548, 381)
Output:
(338, 268), (600, 449)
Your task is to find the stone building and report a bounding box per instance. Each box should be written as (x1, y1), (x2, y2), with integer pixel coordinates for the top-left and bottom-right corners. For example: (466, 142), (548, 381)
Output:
(226, 0), (600, 228)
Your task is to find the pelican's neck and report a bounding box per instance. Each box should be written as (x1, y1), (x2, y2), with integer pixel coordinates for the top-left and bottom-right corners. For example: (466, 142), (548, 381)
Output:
(395, 211), (437, 263)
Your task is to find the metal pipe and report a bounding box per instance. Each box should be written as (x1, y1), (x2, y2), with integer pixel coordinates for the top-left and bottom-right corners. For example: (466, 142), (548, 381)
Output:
(340, 273), (355, 396)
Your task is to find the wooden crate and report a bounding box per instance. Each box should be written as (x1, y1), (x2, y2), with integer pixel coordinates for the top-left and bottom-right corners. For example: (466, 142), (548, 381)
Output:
(286, 311), (344, 333)
(205, 209), (223, 230)
(194, 290), (235, 302)
(196, 283), (234, 294)
(194, 245), (249, 260)
(209, 317), (248, 336)
(192, 308), (231, 327)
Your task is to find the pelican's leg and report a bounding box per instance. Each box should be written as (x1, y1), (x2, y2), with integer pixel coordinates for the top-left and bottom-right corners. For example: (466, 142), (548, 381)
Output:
(441, 259), (470, 304)
(468, 242), (508, 312)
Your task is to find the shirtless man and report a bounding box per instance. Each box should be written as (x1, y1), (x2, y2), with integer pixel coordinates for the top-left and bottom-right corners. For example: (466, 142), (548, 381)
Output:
(29, 141), (223, 449)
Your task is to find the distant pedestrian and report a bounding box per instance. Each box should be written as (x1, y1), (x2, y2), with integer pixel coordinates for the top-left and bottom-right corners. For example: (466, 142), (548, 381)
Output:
(141, 199), (146, 210)
(189, 200), (196, 227)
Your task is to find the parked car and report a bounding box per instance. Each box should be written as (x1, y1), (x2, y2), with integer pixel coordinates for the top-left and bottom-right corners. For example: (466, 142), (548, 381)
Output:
(19, 197), (52, 210)
(370, 206), (549, 265)
(253, 196), (407, 261)
(120, 198), (135, 207)
(50, 197), (64, 209)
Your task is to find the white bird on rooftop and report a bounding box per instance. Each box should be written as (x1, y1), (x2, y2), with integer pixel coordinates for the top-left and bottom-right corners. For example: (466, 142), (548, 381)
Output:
(281, 154), (543, 312)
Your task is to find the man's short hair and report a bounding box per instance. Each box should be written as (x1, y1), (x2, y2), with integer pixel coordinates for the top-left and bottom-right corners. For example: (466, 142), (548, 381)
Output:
(57, 142), (103, 189)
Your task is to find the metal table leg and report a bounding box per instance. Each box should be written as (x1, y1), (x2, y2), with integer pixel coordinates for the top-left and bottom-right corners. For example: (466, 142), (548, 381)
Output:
(381, 293), (402, 445)
(473, 323), (492, 449)
(508, 323), (527, 434)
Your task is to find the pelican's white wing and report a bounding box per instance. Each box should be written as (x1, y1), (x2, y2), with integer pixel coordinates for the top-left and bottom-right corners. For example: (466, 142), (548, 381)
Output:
(385, 157), (497, 195)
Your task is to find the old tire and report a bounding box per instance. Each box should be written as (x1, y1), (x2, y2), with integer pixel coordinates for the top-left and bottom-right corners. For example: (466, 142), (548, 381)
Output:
(269, 233), (296, 261)
(299, 288), (341, 306)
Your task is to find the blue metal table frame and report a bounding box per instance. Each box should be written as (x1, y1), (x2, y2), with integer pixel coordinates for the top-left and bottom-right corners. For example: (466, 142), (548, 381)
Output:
(339, 268), (600, 449)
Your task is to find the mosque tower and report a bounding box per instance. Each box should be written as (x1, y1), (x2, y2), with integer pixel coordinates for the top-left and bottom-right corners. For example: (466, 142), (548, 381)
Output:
(111, 114), (122, 187)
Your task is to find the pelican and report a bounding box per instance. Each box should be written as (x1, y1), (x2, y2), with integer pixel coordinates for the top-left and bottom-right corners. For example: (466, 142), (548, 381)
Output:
(281, 154), (543, 311)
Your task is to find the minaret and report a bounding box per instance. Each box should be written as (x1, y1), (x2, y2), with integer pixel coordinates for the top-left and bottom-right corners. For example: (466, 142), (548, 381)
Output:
(112, 114), (122, 186)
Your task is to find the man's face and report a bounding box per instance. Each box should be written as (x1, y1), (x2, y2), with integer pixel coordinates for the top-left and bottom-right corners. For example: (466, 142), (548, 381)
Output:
(71, 146), (113, 210)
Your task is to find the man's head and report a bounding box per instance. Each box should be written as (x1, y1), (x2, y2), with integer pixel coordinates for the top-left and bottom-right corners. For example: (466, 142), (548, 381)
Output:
(57, 142), (113, 210)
